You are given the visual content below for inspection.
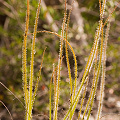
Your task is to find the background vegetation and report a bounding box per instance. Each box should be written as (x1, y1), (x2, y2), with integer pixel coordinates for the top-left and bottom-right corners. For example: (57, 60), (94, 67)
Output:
(0, 0), (120, 119)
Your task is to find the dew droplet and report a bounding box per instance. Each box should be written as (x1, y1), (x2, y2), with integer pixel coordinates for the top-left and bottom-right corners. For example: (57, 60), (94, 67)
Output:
(33, 50), (36, 54)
